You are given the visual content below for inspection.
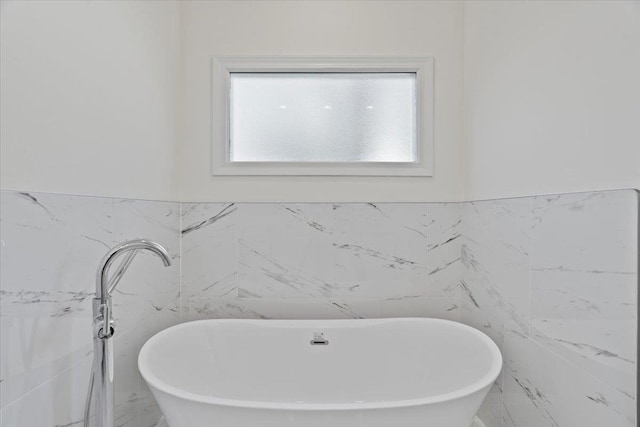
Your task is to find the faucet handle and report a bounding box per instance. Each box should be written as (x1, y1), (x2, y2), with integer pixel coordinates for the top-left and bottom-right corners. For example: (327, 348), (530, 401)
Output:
(93, 297), (115, 339)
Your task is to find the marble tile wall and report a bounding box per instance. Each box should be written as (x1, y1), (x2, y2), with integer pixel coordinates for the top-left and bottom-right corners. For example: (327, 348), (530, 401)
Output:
(1, 189), (637, 427)
(0, 191), (180, 427)
(0, 195), (463, 426)
(181, 202), (462, 322)
(461, 190), (638, 427)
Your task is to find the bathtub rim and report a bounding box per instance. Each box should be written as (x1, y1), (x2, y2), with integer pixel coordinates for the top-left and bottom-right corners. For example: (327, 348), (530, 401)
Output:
(138, 317), (502, 411)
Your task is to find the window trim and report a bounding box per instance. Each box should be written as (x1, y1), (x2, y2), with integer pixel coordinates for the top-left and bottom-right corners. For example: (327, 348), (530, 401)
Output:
(210, 56), (434, 176)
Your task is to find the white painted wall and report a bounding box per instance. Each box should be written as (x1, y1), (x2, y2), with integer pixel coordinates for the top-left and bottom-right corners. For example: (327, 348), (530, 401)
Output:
(463, 0), (640, 200)
(0, 0), (181, 201)
(180, 0), (464, 202)
(3, 1), (637, 203)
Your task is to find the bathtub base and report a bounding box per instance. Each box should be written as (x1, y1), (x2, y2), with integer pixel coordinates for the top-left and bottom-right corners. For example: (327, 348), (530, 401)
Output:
(153, 414), (486, 427)
(151, 386), (491, 427)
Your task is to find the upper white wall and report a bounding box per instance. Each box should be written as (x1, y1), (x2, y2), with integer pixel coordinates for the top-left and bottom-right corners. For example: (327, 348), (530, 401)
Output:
(180, 0), (464, 202)
(4, 1), (636, 203)
(0, 0), (181, 201)
(463, 0), (640, 200)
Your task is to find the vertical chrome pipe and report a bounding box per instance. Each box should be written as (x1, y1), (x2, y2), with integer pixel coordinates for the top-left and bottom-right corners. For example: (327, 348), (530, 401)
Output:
(93, 335), (114, 427)
(92, 297), (114, 427)
(87, 240), (171, 427)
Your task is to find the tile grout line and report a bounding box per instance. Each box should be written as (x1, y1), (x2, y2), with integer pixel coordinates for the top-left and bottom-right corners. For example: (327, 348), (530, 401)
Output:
(179, 200), (184, 323)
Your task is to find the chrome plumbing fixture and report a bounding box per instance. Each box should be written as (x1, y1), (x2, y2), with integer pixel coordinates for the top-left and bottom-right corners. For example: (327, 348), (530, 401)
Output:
(310, 332), (329, 345)
(84, 239), (171, 427)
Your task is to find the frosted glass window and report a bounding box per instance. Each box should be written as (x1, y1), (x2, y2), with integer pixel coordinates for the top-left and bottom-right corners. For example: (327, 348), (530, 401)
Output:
(229, 73), (417, 163)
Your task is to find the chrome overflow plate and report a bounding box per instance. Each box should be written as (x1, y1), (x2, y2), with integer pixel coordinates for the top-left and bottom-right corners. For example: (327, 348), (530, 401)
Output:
(310, 332), (329, 345)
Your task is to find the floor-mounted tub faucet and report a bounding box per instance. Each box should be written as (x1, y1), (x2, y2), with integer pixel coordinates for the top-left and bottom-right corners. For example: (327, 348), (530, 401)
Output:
(85, 239), (172, 427)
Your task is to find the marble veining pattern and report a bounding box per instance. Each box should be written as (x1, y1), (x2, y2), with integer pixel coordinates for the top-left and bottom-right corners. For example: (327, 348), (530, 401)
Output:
(530, 191), (637, 401)
(181, 202), (238, 302)
(425, 203), (463, 321)
(1, 189), (637, 427)
(0, 191), (180, 426)
(459, 197), (533, 427)
(238, 204), (333, 299)
(461, 198), (532, 337)
(332, 203), (428, 298)
(460, 190), (638, 427)
(181, 203), (461, 321)
(503, 330), (635, 427)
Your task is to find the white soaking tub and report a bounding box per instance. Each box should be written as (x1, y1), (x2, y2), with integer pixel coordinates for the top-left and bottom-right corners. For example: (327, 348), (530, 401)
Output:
(138, 318), (501, 427)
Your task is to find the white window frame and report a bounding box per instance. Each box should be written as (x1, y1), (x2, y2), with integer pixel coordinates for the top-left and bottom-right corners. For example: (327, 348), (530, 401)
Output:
(211, 56), (434, 176)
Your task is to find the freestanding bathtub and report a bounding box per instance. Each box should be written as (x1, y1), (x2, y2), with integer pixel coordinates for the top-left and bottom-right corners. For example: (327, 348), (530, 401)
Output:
(138, 318), (502, 427)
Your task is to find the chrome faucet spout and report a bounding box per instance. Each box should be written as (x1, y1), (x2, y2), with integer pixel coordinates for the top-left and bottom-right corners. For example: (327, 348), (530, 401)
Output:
(95, 239), (171, 302)
(86, 239), (171, 427)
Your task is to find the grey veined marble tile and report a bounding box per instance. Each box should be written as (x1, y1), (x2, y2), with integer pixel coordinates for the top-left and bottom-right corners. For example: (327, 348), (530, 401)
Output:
(530, 190), (638, 402)
(0, 354), (93, 427)
(459, 196), (533, 427)
(426, 202), (462, 299)
(460, 197), (532, 339)
(503, 329), (635, 427)
(181, 203), (238, 300)
(237, 203), (334, 299)
(332, 203), (429, 299)
(0, 191), (181, 427)
(184, 296), (380, 321)
(0, 191), (112, 410)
